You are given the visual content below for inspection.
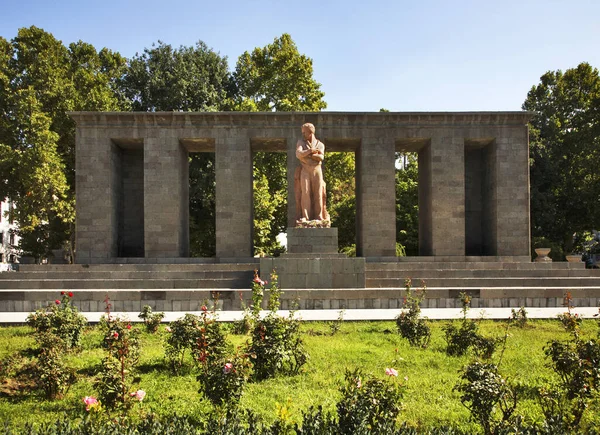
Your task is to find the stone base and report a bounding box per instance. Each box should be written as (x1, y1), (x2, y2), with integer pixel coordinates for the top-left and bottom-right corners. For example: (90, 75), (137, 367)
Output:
(260, 227), (366, 288)
(260, 256), (366, 289)
(287, 227), (339, 254)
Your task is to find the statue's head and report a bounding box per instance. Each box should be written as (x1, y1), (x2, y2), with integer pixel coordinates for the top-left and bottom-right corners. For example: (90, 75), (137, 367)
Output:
(301, 123), (315, 140)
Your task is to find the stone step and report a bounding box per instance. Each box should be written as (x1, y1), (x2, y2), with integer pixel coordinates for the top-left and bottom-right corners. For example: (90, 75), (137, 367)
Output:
(0, 278), (249, 290)
(0, 270), (255, 280)
(16, 263), (258, 272)
(2, 287), (600, 313)
(366, 255), (533, 262)
(366, 277), (600, 288)
(366, 269), (599, 279)
(365, 261), (585, 270)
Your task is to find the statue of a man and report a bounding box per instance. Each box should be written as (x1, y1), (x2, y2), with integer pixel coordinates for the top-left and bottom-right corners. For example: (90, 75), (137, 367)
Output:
(295, 123), (330, 224)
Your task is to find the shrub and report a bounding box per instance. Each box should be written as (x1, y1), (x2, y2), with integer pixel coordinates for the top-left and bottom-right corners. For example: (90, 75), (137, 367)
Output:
(232, 291), (253, 335)
(96, 313), (141, 409)
(138, 305), (165, 333)
(443, 292), (498, 358)
(558, 292), (582, 337)
(195, 306), (230, 369)
(542, 337), (600, 430)
(454, 362), (517, 435)
(26, 291), (87, 349)
(33, 333), (76, 400)
(396, 279), (431, 347)
(247, 270), (308, 380)
(165, 307), (229, 373)
(337, 368), (406, 435)
(197, 350), (252, 408)
(510, 307), (528, 328)
(329, 309), (345, 336)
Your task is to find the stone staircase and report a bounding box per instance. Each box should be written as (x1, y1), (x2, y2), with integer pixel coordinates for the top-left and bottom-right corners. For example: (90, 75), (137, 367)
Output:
(1, 259), (599, 314)
(0, 263), (258, 290)
(363, 260), (600, 309)
(0, 263), (258, 313)
(365, 260), (595, 288)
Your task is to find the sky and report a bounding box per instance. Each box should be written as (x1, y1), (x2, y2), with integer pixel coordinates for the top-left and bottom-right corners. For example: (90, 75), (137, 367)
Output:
(1, 0), (599, 112)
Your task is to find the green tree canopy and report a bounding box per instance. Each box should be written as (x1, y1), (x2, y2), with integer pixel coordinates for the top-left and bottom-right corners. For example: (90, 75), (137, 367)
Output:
(231, 33), (326, 112)
(523, 62), (600, 257)
(122, 41), (229, 112)
(0, 26), (128, 261)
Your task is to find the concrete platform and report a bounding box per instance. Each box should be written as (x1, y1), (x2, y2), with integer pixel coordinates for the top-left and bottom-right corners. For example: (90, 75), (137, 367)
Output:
(1, 307), (598, 324)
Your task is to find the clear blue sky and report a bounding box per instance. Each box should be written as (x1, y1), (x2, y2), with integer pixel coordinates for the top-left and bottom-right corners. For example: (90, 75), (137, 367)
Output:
(1, 0), (599, 111)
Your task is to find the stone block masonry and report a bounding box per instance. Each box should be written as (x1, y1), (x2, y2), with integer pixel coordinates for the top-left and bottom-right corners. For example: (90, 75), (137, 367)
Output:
(70, 112), (533, 263)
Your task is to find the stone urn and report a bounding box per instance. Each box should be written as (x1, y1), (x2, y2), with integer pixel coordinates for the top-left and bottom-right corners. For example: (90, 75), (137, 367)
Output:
(566, 254), (582, 263)
(534, 248), (552, 262)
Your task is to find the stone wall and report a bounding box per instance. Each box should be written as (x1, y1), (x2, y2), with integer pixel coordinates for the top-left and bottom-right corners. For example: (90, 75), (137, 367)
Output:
(71, 112), (533, 263)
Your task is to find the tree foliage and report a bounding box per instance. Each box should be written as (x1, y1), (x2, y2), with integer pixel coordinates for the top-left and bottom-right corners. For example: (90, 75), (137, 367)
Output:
(396, 153), (419, 256)
(232, 33), (326, 112)
(0, 26), (127, 261)
(122, 41), (229, 112)
(324, 152), (356, 251)
(523, 62), (600, 257)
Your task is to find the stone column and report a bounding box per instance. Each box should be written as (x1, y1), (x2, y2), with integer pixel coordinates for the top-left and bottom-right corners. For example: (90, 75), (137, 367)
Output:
(493, 127), (530, 256)
(75, 129), (119, 263)
(215, 130), (253, 258)
(356, 137), (396, 257)
(144, 133), (189, 258)
(421, 135), (466, 256)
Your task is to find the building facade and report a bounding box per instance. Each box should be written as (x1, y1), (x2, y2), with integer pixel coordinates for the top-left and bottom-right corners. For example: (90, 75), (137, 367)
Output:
(0, 199), (20, 265)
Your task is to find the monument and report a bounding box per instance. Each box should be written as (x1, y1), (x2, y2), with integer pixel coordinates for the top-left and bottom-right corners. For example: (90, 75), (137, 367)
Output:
(265, 122), (365, 289)
(294, 123), (330, 226)
(5, 110), (599, 314)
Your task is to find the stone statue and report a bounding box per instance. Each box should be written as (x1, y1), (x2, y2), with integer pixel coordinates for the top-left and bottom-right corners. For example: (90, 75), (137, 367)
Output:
(294, 123), (330, 226)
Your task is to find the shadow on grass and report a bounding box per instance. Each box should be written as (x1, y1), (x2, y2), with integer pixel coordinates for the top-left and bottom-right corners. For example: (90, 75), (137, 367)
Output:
(137, 360), (174, 375)
(77, 362), (102, 377)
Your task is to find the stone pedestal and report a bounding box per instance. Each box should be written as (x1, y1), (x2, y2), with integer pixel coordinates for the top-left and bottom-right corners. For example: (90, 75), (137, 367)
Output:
(260, 227), (366, 289)
(287, 227), (339, 254)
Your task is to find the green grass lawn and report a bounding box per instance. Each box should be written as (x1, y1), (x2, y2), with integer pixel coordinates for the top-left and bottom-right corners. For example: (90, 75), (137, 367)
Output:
(1, 319), (599, 432)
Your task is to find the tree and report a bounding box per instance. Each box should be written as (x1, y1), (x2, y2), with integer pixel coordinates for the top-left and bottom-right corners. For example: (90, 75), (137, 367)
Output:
(396, 153), (419, 256)
(231, 33), (326, 112)
(122, 41), (229, 112)
(0, 27), (128, 261)
(324, 152), (356, 251)
(523, 63), (600, 257)
(232, 34), (328, 255)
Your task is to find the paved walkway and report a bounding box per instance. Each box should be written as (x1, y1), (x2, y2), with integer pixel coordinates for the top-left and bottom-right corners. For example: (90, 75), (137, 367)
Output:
(1, 307), (598, 323)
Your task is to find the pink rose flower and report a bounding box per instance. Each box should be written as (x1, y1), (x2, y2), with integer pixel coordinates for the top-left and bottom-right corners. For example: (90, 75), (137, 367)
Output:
(356, 379), (362, 388)
(385, 368), (398, 377)
(130, 390), (146, 401)
(165, 326), (172, 332)
(55, 300), (61, 305)
(112, 331), (119, 339)
(223, 362), (233, 374)
(83, 396), (98, 411)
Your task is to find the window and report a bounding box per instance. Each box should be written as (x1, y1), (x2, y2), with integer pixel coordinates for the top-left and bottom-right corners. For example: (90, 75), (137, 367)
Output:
(0, 232), (3, 244)
(9, 233), (15, 246)
(9, 254), (15, 263)
(0, 254), (3, 263)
